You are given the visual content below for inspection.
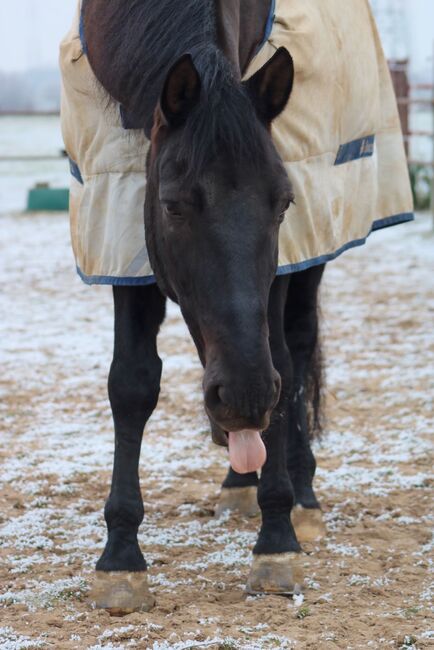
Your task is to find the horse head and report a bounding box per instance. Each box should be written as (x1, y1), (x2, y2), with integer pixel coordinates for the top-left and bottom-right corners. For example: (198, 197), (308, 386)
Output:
(145, 47), (294, 466)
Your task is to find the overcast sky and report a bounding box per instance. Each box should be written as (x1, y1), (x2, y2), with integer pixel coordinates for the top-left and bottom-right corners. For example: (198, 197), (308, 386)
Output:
(0, 0), (433, 78)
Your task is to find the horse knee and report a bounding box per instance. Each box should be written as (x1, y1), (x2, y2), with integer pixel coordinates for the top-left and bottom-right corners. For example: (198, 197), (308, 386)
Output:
(108, 355), (162, 425)
(257, 474), (294, 513)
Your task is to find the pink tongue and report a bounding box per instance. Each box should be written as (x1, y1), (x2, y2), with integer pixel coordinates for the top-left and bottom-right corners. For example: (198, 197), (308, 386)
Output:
(228, 430), (267, 474)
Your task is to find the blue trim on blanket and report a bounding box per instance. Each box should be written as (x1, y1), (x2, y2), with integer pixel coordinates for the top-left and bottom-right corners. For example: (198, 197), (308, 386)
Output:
(371, 213), (413, 231)
(256, 0), (276, 53)
(276, 213), (414, 275)
(79, 6), (88, 55)
(76, 213), (414, 286)
(77, 266), (157, 286)
(69, 157), (84, 185)
(335, 135), (375, 165)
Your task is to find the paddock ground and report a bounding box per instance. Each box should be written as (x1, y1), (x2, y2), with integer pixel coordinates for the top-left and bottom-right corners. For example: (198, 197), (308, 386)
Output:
(0, 211), (433, 650)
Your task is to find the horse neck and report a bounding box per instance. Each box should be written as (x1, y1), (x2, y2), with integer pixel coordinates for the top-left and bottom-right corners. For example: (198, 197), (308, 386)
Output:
(82, 0), (269, 129)
(83, 1), (217, 111)
(216, 0), (271, 77)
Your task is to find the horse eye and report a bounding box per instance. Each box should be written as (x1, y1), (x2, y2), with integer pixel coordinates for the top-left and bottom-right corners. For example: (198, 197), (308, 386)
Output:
(276, 201), (289, 223)
(277, 194), (295, 222)
(163, 202), (182, 218)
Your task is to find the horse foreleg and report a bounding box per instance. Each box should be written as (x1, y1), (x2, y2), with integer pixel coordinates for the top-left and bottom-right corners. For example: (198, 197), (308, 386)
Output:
(285, 264), (326, 543)
(91, 284), (166, 616)
(247, 276), (303, 595)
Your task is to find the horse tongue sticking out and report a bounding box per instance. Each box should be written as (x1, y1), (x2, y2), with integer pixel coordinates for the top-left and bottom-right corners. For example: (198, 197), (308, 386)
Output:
(228, 430), (267, 474)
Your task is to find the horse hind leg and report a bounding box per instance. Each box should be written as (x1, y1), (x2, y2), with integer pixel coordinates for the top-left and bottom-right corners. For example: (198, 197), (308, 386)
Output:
(90, 285), (166, 616)
(285, 264), (327, 543)
(215, 466), (260, 518)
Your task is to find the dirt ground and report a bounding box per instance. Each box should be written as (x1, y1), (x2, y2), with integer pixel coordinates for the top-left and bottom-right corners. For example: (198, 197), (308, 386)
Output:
(0, 212), (433, 650)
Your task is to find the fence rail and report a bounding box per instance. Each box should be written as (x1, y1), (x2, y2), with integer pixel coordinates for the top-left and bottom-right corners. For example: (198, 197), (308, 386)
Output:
(0, 111), (60, 117)
(0, 155), (66, 162)
(0, 149), (67, 163)
(398, 98), (434, 107)
(405, 130), (433, 138)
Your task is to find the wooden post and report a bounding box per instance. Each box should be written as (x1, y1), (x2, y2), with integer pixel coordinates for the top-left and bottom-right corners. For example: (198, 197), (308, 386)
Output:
(432, 42), (434, 230)
(389, 59), (410, 156)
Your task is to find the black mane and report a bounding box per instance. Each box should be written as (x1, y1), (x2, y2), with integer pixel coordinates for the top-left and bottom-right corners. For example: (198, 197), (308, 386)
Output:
(84, 0), (267, 174)
(177, 43), (268, 178)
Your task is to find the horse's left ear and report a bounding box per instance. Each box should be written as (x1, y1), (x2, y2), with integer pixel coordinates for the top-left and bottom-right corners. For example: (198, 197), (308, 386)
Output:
(244, 47), (294, 123)
(160, 53), (201, 127)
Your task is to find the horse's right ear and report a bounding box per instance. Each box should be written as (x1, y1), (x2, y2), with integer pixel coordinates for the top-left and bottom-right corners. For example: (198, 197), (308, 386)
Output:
(160, 54), (201, 128)
(244, 47), (294, 124)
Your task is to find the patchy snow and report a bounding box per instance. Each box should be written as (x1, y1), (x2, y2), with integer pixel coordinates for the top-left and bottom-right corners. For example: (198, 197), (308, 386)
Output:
(292, 593), (305, 607)
(144, 636), (297, 650)
(0, 628), (46, 650)
(0, 577), (88, 610)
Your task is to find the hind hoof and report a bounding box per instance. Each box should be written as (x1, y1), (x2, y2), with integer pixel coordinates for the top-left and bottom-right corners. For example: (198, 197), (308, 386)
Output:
(90, 571), (155, 616)
(215, 487), (259, 518)
(291, 505), (326, 543)
(246, 553), (303, 595)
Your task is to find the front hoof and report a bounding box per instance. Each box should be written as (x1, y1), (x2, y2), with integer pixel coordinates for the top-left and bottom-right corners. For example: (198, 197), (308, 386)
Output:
(291, 505), (326, 543)
(90, 571), (155, 616)
(215, 486), (259, 518)
(246, 553), (303, 596)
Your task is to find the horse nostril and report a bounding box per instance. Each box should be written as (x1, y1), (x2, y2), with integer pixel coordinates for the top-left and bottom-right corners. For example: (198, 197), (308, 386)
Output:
(217, 385), (229, 406)
(205, 384), (224, 411)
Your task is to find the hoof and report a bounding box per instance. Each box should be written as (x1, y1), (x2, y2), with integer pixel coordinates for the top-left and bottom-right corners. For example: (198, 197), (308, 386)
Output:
(246, 552), (303, 595)
(215, 487), (259, 518)
(291, 505), (326, 543)
(90, 571), (155, 616)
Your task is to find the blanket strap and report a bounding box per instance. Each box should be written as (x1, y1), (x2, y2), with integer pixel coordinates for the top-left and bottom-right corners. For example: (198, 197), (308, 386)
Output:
(256, 0), (276, 54)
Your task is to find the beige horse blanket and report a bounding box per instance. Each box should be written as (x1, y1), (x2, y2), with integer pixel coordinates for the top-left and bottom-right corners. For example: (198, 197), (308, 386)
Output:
(60, 0), (413, 285)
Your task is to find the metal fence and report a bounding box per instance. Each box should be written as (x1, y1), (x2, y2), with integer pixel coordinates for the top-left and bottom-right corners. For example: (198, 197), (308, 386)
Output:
(389, 59), (434, 221)
(390, 61), (434, 164)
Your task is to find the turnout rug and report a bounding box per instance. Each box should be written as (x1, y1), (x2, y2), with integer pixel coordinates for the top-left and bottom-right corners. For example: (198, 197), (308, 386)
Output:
(60, 0), (414, 286)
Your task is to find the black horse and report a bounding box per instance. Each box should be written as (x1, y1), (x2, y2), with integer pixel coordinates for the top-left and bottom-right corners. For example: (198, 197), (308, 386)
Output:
(81, 0), (325, 614)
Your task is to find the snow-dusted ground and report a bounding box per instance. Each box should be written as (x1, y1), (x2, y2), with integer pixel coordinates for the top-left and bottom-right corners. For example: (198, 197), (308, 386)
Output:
(0, 210), (433, 649)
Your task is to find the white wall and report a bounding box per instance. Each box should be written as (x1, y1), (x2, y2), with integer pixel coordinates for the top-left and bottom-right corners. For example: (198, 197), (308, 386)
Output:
(0, 0), (76, 72)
